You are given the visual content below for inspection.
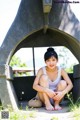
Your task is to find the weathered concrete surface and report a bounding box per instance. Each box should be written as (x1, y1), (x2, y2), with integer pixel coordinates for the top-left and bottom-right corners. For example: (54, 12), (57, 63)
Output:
(0, 0), (80, 109)
(0, 0), (80, 64)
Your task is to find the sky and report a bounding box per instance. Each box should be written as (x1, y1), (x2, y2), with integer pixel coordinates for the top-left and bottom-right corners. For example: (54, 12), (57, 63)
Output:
(0, 0), (21, 46)
(0, 0), (79, 69)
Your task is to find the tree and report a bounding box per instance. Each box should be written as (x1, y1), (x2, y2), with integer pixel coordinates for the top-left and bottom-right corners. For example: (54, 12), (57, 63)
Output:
(10, 55), (28, 76)
(55, 46), (77, 73)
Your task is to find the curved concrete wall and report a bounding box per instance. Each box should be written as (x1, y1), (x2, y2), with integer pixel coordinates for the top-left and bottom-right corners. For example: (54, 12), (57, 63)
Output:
(0, 0), (80, 64)
(0, 0), (80, 109)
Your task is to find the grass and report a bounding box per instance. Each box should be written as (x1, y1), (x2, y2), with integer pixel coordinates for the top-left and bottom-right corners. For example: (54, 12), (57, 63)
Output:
(71, 105), (80, 120)
(10, 110), (37, 120)
(0, 95), (80, 120)
(0, 105), (37, 120)
(67, 93), (80, 120)
(51, 116), (59, 120)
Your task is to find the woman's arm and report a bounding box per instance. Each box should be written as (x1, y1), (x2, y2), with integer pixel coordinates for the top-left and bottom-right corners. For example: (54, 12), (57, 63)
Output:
(53, 69), (73, 101)
(61, 69), (73, 95)
(33, 68), (56, 98)
(33, 68), (47, 93)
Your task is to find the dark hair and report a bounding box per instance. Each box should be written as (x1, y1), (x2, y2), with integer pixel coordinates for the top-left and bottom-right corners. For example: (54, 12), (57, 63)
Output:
(44, 47), (58, 61)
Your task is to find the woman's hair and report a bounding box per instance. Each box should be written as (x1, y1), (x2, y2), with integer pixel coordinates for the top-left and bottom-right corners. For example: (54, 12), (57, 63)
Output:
(44, 47), (58, 61)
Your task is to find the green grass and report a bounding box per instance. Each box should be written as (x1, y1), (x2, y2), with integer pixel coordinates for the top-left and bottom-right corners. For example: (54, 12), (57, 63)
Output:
(0, 105), (37, 120)
(10, 110), (36, 120)
(0, 96), (80, 120)
(67, 93), (80, 120)
(51, 116), (59, 120)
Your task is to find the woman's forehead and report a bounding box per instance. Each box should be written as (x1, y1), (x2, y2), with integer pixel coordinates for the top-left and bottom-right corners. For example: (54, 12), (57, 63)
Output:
(48, 56), (57, 60)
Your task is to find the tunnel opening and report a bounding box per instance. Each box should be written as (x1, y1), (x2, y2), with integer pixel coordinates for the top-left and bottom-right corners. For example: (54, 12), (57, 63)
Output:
(8, 29), (79, 108)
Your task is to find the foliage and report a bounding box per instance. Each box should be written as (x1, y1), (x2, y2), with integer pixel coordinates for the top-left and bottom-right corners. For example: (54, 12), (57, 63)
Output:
(65, 66), (73, 73)
(10, 110), (36, 120)
(0, 104), (37, 120)
(10, 55), (27, 67)
(51, 116), (58, 120)
(10, 111), (27, 120)
(57, 47), (77, 73)
(9, 55), (28, 76)
(67, 93), (80, 120)
(0, 102), (80, 120)
(0, 105), (2, 110)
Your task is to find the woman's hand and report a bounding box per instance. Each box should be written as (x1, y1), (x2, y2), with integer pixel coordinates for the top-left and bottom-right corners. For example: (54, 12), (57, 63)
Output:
(53, 91), (64, 101)
(45, 88), (56, 98)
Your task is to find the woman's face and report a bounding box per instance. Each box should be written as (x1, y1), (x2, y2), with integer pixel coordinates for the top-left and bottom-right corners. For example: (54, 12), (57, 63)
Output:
(45, 56), (58, 69)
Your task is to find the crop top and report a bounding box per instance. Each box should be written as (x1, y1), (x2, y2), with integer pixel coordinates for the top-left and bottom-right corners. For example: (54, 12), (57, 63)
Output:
(42, 66), (61, 91)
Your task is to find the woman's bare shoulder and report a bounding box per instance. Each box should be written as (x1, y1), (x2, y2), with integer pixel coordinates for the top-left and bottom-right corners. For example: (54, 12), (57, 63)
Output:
(61, 68), (68, 77)
(37, 67), (44, 75)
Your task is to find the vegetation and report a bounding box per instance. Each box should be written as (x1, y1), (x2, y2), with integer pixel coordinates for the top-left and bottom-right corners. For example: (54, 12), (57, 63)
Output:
(10, 55), (26, 67)
(67, 93), (80, 120)
(10, 55), (29, 76)
(10, 110), (36, 120)
(51, 116), (58, 120)
(57, 47), (75, 73)
(0, 100), (80, 120)
(1, 93), (80, 120)
(0, 104), (37, 120)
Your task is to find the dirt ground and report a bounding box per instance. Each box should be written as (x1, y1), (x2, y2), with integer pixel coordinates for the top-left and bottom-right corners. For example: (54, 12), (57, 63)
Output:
(19, 100), (75, 120)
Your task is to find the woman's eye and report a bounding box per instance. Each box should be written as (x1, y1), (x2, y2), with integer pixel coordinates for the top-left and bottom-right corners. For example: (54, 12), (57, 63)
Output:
(47, 60), (50, 62)
(52, 59), (55, 61)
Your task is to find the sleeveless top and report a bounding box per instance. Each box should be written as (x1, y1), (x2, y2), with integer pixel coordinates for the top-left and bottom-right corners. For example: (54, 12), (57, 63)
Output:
(42, 66), (61, 91)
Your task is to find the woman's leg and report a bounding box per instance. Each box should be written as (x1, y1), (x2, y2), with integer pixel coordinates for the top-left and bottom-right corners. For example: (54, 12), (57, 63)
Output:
(38, 75), (54, 110)
(54, 80), (67, 110)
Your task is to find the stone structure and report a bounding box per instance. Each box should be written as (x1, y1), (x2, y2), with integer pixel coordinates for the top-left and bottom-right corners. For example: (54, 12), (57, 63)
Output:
(0, 0), (80, 110)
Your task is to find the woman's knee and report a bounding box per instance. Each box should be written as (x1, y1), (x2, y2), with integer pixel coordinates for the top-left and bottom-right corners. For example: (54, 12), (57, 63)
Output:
(57, 80), (67, 91)
(39, 74), (49, 87)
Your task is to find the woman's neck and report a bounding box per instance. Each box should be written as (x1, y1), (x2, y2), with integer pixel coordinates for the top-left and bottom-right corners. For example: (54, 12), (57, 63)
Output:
(46, 66), (57, 72)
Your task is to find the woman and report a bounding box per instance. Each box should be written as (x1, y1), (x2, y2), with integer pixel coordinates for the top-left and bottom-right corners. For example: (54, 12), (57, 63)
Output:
(29, 47), (73, 111)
